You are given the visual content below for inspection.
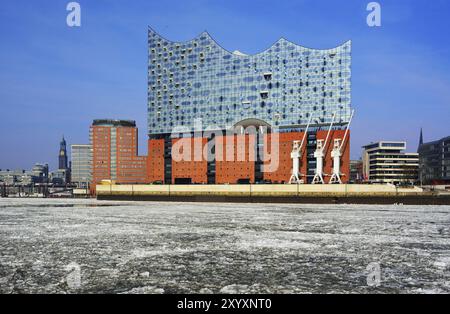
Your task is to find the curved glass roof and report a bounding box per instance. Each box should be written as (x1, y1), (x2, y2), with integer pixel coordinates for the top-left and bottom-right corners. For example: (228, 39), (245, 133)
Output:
(148, 27), (352, 135)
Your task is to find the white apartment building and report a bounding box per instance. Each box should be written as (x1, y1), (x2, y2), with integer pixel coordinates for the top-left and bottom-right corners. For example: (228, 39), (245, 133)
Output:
(362, 141), (419, 184)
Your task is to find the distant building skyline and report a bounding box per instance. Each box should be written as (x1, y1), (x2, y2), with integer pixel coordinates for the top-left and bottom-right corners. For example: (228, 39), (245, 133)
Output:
(1, 1), (450, 169)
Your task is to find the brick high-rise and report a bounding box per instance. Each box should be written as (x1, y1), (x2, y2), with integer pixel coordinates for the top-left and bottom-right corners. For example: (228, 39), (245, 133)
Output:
(90, 119), (147, 186)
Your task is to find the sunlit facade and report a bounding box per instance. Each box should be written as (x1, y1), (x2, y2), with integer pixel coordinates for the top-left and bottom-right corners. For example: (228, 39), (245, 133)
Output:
(90, 120), (147, 188)
(147, 27), (352, 184)
(148, 27), (351, 134)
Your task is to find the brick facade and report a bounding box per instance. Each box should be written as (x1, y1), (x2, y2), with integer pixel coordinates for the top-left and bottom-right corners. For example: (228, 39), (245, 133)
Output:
(91, 121), (148, 188)
(145, 130), (350, 184)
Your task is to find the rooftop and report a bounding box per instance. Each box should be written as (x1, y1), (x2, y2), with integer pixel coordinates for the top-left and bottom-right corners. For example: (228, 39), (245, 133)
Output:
(92, 119), (136, 127)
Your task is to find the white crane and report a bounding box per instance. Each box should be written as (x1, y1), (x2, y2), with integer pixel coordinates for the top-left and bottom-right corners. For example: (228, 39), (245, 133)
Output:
(329, 110), (355, 184)
(289, 115), (313, 184)
(312, 113), (336, 184)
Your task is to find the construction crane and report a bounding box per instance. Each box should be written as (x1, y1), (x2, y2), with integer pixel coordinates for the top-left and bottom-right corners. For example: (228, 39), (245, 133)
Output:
(312, 113), (336, 184)
(329, 110), (355, 184)
(289, 115), (313, 184)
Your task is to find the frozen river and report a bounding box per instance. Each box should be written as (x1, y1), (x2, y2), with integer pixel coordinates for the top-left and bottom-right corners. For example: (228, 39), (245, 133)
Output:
(0, 198), (449, 294)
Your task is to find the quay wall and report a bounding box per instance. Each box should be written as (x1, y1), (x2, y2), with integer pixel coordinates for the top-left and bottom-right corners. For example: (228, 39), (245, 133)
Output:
(96, 184), (450, 205)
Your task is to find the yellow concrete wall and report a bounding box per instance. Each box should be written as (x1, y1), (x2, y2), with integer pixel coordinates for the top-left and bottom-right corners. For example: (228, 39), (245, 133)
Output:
(96, 185), (112, 195)
(169, 184), (250, 196)
(251, 184), (298, 196)
(132, 185), (170, 196)
(96, 184), (424, 197)
(297, 184), (347, 194)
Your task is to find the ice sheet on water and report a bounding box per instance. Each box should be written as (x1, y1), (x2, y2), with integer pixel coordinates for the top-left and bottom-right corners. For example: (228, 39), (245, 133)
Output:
(0, 198), (449, 294)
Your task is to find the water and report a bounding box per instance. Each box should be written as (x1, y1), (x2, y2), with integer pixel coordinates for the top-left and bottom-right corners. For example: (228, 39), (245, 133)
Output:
(0, 198), (449, 294)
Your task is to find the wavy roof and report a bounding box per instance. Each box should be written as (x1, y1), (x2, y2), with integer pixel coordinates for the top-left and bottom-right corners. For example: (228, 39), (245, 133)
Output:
(148, 26), (351, 58)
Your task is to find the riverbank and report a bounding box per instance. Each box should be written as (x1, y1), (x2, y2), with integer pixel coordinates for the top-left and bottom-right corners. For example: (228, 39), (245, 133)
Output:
(96, 184), (450, 205)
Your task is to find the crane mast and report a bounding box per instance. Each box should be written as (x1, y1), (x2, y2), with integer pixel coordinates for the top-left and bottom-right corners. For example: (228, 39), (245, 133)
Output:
(329, 110), (355, 184)
(312, 113), (336, 184)
(289, 116), (313, 184)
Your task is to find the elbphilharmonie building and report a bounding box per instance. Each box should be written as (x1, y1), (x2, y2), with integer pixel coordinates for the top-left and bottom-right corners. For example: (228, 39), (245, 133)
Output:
(147, 27), (352, 184)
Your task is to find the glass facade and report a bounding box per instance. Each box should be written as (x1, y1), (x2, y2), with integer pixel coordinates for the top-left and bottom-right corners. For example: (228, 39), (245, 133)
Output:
(71, 144), (92, 188)
(147, 27), (352, 136)
(419, 136), (450, 184)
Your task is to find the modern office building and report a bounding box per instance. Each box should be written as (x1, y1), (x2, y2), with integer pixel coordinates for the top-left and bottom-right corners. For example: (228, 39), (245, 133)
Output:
(418, 134), (450, 185)
(147, 27), (353, 184)
(362, 141), (419, 184)
(90, 119), (147, 186)
(71, 144), (92, 188)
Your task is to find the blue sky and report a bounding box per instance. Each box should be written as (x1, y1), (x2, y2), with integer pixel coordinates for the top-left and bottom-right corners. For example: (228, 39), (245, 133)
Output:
(0, 0), (449, 170)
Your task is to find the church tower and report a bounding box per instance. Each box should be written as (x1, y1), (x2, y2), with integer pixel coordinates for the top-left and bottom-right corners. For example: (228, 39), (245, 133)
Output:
(418, 128), (424, 153)
(59, 136), (68, 170)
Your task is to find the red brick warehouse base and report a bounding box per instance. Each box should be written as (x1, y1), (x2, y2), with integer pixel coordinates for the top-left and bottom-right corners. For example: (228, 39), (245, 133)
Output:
(146, 130), (350, 184)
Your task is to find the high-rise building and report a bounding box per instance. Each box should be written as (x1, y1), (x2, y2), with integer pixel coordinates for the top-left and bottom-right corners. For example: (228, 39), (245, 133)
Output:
(90, 119), (147, 186)
(71, 144), (92, 188)
(147, 28), (353, 184)
(418, 134), (450, 185)
(362, 141), (419, 184)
